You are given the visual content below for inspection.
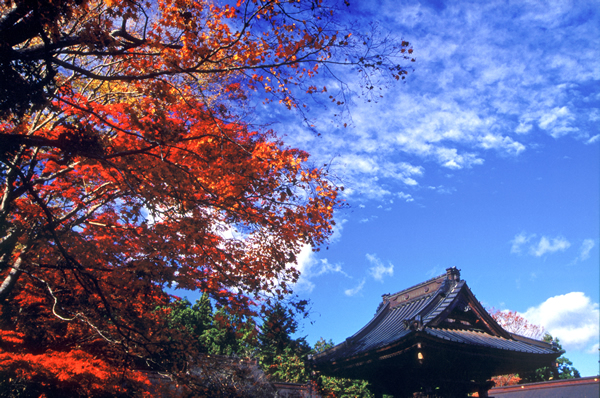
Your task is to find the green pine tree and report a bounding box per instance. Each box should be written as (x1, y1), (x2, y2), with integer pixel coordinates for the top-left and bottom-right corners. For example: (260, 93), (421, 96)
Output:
(257, 302), (311, 383)
(520, 333), (581, 383)
(167, 293), (257, 356)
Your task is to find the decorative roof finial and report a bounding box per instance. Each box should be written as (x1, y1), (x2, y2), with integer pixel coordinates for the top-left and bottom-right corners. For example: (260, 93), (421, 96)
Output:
(446, 267), (461, 281)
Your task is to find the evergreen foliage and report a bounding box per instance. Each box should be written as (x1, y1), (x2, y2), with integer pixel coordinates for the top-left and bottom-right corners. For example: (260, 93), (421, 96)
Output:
(520, 333), (581, 383)
(312, 338), (375, 398)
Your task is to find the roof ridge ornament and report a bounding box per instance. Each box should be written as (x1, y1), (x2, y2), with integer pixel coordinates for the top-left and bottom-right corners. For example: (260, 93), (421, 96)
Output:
(446, 266), (461, 281)
(403, 314), (423, 331)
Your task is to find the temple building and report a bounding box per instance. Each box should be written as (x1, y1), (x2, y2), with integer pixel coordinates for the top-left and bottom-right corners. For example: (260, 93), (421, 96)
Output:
(311, 268), (562, 397)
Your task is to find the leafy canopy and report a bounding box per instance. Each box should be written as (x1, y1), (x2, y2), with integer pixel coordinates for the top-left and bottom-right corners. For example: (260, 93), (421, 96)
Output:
(0, 0), (413, 396)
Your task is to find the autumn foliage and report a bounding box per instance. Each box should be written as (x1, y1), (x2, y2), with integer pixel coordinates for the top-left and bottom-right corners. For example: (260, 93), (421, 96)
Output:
(0, 0), (412, 396)
(484, 309), (541, 389)
(488, 308), (545, 340)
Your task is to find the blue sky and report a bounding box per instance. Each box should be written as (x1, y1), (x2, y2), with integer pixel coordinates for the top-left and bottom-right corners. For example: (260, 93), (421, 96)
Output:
(276, 0), (599, 377)
(181, 0), (598, 377)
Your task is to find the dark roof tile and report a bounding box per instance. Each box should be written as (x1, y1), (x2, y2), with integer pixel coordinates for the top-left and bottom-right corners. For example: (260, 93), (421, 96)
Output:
(424, 328), (556, 354)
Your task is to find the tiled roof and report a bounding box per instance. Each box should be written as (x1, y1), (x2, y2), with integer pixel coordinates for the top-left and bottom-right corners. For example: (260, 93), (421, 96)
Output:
(313, 268), (559, 366)
(346, 296), (430, 354)
(424, 328), (556, 354)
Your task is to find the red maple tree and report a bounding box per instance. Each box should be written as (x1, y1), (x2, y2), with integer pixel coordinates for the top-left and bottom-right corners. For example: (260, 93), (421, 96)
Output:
(487, 308), (545, 389)
(489, 308), (545, 340)
(0, 0), (413, 395)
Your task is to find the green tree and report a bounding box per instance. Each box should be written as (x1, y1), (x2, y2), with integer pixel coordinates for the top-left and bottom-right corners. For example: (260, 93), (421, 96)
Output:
(169, 297), (315, 384)
(202, 307), (258, 357)
(520, 333), (581, 383)
(168, 293), (258, 357)
(257, 301), (311, 383)
(313, 337), (375, 398)
(1, 0), (413, 394)
(168, 294), (214, 348)
(163, 295), (276, 397)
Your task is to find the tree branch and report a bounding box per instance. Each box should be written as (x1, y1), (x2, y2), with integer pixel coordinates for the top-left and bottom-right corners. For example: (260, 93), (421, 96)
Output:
(0, 247), (28, 303)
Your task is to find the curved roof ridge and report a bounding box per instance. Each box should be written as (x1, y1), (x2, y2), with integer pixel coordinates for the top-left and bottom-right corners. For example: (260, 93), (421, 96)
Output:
(345, 299), (390, 343)
(509, 332), (563, 352)
(423, 327), (558, 354)
(421, 279), (465, 326)
(386, 272), (446, 299)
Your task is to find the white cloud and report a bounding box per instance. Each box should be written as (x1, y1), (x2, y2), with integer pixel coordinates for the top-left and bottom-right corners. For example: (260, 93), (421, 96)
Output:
(338, 154), (379, 174)
(586, 134), (600, 145)
(523, 292), (600, 352)
(344, 279), (366, 296)
(579, 239), (595, 261)
(478, 134), (526, 156)
(380, 161), (424, 186)
(434, 147), (484, 170)
(397, 192), (414, 202)
(510, 232), (534, 254)
(294, 275), (316, 293)
(433, 185), (456, 195)
(539, 106), (569, 129)
(366, 253), (394, 282)
(515, 122), (533, 134)
(538, 106), (579, 139)
(289, 245), (316, 293)
(512, 233), (578, 257)
(329, 217), (347, 243)
(269, 0), (599, 202)
(529, 236), (571, 257)
(293, 245), (347, 293)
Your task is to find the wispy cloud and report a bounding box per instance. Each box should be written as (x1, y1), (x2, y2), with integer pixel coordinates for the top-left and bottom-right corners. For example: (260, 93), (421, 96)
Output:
(586, 134), (600, 145)
(396, 192), (414, 202)
(523, 292), (599, 352)
(426, 266), (445, 278)
(274, 0), (599, 202)
(430, 185), (456, 195)
(529, 236), (571, 257)
(510, 232), (572, 257)
(344, 279), (366, 296)
(293, 245), (347, 293)
(329, 217), (348, 243)
(510, 232), (534, 254)
(366, 253), (394, 282)
(538, 106), (578, 138)
(570, 239), (597, 266)
(579, 239), (595, 261)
